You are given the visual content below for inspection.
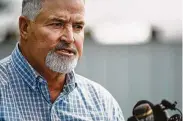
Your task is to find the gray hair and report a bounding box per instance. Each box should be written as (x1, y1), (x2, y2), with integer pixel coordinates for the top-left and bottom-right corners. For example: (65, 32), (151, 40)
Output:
(21, 0), (85, 21)
(21, 0), (43, 20)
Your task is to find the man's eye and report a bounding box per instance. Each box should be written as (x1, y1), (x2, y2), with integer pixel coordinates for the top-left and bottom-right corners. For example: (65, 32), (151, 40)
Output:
(51, 23), (64, 28)
(73, 25), (84, 31)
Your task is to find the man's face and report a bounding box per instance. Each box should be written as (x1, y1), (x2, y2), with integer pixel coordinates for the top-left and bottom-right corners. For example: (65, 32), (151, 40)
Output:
(25, 0), (85, 73)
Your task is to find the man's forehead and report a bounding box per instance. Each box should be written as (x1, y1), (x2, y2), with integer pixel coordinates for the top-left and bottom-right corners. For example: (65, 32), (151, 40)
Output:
(35, 0), (85, 22)
(47, 13), (84, 20)
(42, 0), (85, 12)
(43, 0), (85, 4)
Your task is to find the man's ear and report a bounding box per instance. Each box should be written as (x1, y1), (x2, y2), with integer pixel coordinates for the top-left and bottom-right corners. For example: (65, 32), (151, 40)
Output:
(19, 16), (30, 40)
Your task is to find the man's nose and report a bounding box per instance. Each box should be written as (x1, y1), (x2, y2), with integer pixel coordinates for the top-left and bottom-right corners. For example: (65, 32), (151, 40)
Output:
(61, 26), (74, 43)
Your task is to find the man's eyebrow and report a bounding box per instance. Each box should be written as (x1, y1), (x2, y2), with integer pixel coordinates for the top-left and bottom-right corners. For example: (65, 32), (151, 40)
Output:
(47, 17), (66, 23)
(47, 16), (85, 25)
(73, 20), (85, 25)
(74, 21), (85, 25)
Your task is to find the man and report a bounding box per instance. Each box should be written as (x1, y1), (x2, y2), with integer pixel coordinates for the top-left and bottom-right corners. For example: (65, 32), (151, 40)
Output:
(0, 0), (125, 120)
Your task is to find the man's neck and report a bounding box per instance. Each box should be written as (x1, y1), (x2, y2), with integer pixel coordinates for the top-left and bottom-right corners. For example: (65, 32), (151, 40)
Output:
(39, 68), (66, 88)
(41, 70), (66, 103)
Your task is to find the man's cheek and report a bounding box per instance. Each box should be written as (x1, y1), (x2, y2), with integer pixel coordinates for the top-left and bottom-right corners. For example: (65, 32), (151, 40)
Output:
(37, 32), (60, 49)
(74, 33), (84, 56)
(75, 40), (84, 57)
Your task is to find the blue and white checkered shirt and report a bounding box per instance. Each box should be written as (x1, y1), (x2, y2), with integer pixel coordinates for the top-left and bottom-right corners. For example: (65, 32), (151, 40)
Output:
(0, 44), (125, 121)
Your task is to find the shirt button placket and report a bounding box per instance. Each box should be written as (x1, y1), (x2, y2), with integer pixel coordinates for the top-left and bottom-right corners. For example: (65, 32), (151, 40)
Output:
(37, 77), (51, 104)
(50, 104), (61, 121)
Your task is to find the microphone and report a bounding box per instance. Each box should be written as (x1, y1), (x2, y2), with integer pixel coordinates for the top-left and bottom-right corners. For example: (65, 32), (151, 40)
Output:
(133, 103), (154, 121)
(129, 100), (155, 121)
(161, 99), (177, 110)
(128, 100), (182, 121)
(152, 104), (169, 121)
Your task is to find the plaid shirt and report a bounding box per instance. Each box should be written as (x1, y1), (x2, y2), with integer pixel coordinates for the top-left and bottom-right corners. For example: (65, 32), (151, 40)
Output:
(0, 43), (124, 121)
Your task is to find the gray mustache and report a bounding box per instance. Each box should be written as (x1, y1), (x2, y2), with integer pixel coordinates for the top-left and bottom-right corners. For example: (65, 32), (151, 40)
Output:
(55, 43), (69, 50)
(55, 42), (70, 50)
(54, 42), (77, 54)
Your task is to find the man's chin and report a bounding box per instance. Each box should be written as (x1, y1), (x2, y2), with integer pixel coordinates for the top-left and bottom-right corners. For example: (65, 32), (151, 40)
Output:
(45, 51), (78, 74)
(51, 68), (73, 74)
(46, 61), (78, 74)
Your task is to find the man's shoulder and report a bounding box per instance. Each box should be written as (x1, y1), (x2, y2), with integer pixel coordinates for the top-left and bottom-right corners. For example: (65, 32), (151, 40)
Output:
(0, 55), (12, 71)
(75, 74), (124, 121)
(75, 74), (102, 88)
(75, 74), (111, 96)
(0, 55), (12, 67)
(0, 56), (12, 86)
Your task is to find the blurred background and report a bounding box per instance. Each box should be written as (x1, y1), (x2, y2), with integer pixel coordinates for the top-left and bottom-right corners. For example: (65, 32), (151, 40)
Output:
(0, 0), (182, 120)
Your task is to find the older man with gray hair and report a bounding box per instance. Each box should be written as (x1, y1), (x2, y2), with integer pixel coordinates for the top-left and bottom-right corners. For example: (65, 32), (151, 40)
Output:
(0, 0), (125, 120)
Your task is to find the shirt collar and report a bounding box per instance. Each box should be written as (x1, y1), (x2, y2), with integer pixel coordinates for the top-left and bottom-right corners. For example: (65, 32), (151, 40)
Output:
(11, 43), (77, 90)
(64, 71), (77, 93)
(12, 43), (39, 90)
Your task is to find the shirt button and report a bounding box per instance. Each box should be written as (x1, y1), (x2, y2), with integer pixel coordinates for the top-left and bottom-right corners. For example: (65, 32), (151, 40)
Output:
(32, 86), (36, 89)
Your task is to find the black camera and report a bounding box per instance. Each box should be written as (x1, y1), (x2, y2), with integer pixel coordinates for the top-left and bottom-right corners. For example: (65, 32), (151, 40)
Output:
(127, 99), (182, 121)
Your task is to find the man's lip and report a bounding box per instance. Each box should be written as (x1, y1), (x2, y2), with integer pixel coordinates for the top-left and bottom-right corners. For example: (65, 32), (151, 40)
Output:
(56, 50), (74, 56)
(55, 48), (77, 55)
